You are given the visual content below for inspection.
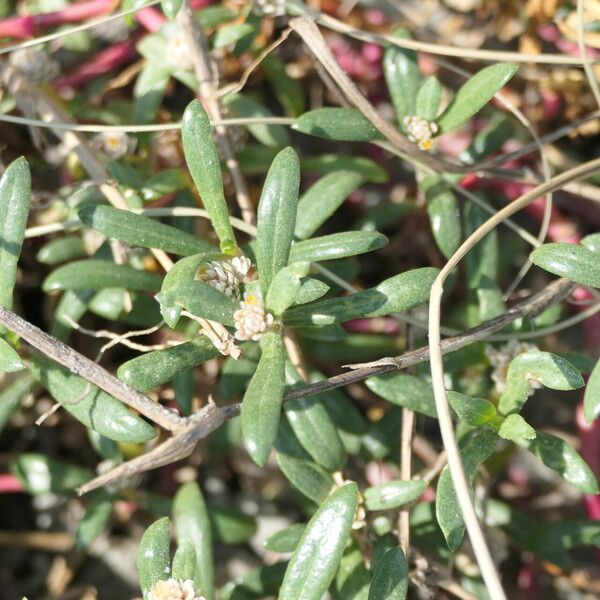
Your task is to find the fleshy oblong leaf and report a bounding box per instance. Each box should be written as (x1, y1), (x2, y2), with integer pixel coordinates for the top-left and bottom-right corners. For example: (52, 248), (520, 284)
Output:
(447, 390), (496, 426)
(368, 546), (408, 600)
(76, 490), (113, 548)
(293, 108), (384, 142)
(241, 331), (285, 466)
(416, 76), (442, 121)
(12, 453), (92, 495)
(364, 479), (426, 511)
(172, 541), (196, 581)
(423, 176), (461, 259)
(0, 337), (24, 372)
(437, 63), (518, 133)
(0, 157), (31, 311)
(383, 28), (420, 123)
(256, 147), (300, 295)
(518, 431), (599, 494)
(497, 413), (536, 441)
(264, 524), (306, 553)
(530, 242), (600, 289)
(301, 154), (388, 184)
(498, 351), (584, 415)
(294, 171), (365, 239)
(137, 517), (171, 597)
(584, 358), (600, 423)
(266, 265), (304, 316)
(78, 205), (213, 256)
(173, 482), (214, 599)
(161, 0), (183, 19)
(43, 260), (163, 293)
(279, 483), (358, 600)
(207, 504), (257, 544)
(37, 235), (87, 265)
(118, 337), (222, 391)
(182, 99), (236, 252)
(289, 231), (388, 263)
(436, 429), (499, 550)
(156, 279), (237, 326)
(29, 355), (156, 443)
(365, 373), (436, 417)
(284, 267), (438, 327)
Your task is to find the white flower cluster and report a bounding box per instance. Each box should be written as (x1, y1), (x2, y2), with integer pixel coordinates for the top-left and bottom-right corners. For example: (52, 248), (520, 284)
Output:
(252, 0), (286, 17)
(196, 256), (252, 299)
(90, 131), (136, 160)
(402, 115), (438, 150)
(148, 578), (206, 600)
(165, 27), (195, 72)
(233, 293), (274, 341)
(485, 340), (542, 395)
(9, 48), (60, 83)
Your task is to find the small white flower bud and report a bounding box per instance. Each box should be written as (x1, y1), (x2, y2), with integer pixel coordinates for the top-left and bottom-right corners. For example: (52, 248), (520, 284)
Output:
(196, 256), (251, 300)
(233, 293), (274, 341)
(402, 115), (438, 151)
(252, 0), (286, 17)
(90, 131), (136, 160)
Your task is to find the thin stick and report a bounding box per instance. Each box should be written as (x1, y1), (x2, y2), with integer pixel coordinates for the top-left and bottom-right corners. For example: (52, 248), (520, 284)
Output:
(427, 156), (600, 600)
(177, 0), (255, 225)
(578, 0), (600, 110)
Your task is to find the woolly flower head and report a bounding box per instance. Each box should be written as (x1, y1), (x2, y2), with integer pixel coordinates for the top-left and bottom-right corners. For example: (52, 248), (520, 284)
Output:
(196, 256), (252, 299)
(147, 578), (205, 600)
(233, 292), (274, 341)
(485, 340), (542, 395)
(90, 131), (136, 160)
(9, 48), (60, 83)
(252, 0), (286, 17)
(164, 25), (195, 72)
(402, 115), (438, 151)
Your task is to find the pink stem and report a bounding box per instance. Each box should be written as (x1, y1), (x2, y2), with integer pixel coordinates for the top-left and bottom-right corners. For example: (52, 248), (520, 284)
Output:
(35, 0), (117, 28)
(54, 37), (139, 91)
(135, 7), (166, 33)
(0, 15), (35, 39)
(0, 473), (24, 493)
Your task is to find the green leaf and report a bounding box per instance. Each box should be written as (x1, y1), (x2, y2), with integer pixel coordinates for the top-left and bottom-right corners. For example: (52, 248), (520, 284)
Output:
(226, 562), (288, 599)
(29, 355), (156, 443)
(364, 480), (426, 511)
(118, 337), (221, 390)
(37, 235), (86, 265)
(362, 407), (401, 460)
(223, 93), (290, 148)
(436, 430), (499, 550)
(365, 373), (436, 417)
(256, 147), (300, 295)
(518, 431), (599, 494)
(423, 176), (461, 259)
(383, 28), (420, 123)
(498, 351), (584, 415)
(284, 365), (346, 471)
(368, 546), (408, 600)
(12, 454), (92, 495)
(266, 265), (303, 316)
(208, 504), (257, 544)
(584, 358), (600, 423)
(275, 419), (334, 503)
(141, 169), (189, 202)
(289, 232), (388, 263)
(581, 232), (600, 253)
(79, 206), (212, 256)
(294, 277), (330, 305)
(335, 541), (370, 600)
(279, 483), (358, 600)
(241, 331), (285, 466)
(0, 372), (35, 433)
(293, 108), (384, 142)
(172, 541), (196, 581)
(284, 267), (438, 327)
(264, 524), (306, 553)
(182, 100), (236, 252)
(76, 491), (113, 548)
(437, 63), (518, 133)
(0, 337), (23, 372)
(212, 23), (254, 49)
(161, 0), (183, 18)
(156, 279), (237, 326)
(43, 260), (162, 293)
(262, 53), (305, 117)
(0, 157), (31, 311)
(530, 243), (600, 288)
(416, 76), (442, 121)
(447, 391), (496, 426)
(173, 482), (214, 599)
(294, 171), (365, 239)
(498, 413), (536, 441)
(137, 517), (171, 597)
(301, 154), (388, 184)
